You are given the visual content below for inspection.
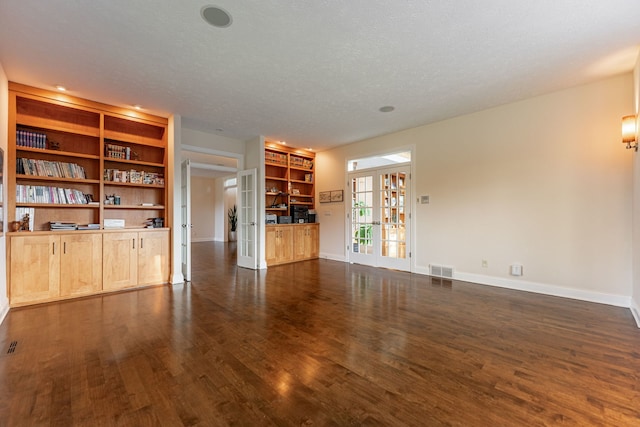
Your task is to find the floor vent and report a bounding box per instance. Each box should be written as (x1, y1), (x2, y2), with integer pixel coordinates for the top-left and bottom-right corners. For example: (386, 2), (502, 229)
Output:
(7, 341), (17, 354)
(429, 264), (454, 279)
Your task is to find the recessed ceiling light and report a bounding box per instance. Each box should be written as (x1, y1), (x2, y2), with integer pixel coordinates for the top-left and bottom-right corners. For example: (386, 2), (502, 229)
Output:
(379, 106), (395, 113)
(201, 5), (232, 28)
(55, 85), (66, 92)
(279, 141), (287, 145)
(133, 105), (143, 110)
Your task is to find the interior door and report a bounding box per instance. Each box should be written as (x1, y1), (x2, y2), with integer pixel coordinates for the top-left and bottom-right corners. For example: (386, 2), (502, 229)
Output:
(349, 172), (376, 266)
(349, 165), (410, 271)
(377, 167), (410, 270)
(237, 168), (258, 269)
(181, 159), (191, 281)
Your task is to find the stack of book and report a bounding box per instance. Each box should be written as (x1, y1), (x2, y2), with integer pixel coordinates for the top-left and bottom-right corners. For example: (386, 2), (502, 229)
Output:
(77, 223), (100, 230)
(49, 221), (77, 231)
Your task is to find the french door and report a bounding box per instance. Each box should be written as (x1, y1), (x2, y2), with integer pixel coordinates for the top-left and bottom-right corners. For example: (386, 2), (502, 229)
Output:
(237, 168), (258, 269)
(349, 165), (410, 271)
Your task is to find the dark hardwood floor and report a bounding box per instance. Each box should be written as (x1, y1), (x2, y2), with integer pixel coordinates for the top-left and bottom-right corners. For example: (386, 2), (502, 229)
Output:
(1, 241), (639, 426)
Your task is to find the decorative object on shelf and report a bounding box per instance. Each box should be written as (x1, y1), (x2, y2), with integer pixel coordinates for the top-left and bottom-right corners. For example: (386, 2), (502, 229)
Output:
(622, 114), (638, 151)
(228, 204), (237, 242)
(10, 220), (21, 232)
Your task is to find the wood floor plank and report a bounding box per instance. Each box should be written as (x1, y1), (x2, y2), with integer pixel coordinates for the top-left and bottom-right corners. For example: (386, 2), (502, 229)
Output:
(1, 241), (640, 425)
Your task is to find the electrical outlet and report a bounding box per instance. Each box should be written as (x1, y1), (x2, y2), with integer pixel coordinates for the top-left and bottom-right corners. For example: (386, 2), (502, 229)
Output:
(482, 260), (488, 268)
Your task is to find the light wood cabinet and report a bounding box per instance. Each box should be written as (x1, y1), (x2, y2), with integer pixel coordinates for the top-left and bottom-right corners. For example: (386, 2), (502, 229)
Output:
(137, 230), (170, 286)
(9, 229), (167, 306)
(10, 235), (60, 305)
(10, 232), (102, 304)
(103, 230), (169, 290)
(103, 231), (139, 291)
(293, 224), (319, 261)
(59, 233), (103, 297)
(266, 225), (294, 265)
(267, 224), (319, 266)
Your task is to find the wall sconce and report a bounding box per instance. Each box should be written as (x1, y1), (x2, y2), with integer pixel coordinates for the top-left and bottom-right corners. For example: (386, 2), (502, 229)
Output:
(622, 114), (637, 151)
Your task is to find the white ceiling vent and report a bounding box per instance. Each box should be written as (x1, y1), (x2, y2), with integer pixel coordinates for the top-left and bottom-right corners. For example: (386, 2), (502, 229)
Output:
(429, 264), (454, 279)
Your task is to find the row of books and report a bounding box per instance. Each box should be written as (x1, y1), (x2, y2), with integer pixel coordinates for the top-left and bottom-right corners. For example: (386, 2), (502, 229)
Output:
(17, 158), (87, 179)
(265, 151), (288, 165)
(16, 130), (47, 149)
(104, 169), (165, 185)
(105, 143), (133, 160)
(290, 156), (313, 170)
(16, 185), (93, 205)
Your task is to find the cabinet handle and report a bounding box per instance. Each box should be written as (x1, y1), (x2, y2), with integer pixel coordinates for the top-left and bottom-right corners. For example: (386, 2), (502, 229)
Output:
(133, 238), (135, 249)
(63, 242), (66, 254)
(140, 238), (144, 249)
(52, 242), (55, 255)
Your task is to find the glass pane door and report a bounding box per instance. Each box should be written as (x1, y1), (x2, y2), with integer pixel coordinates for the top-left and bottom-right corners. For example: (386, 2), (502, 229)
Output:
(348, 165), (410, 271)
(378, 169), (409, 270)
(350, 173), (375, 264)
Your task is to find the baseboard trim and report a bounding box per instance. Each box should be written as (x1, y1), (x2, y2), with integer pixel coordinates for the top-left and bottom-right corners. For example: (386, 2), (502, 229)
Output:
(631, 298), (640, 328)
(191, 237), (216, 243)
(0, 301), (10, 325)
(320, 252), (346, 262)
(453, 271), (630, 308)
(171, 272), (185, 284)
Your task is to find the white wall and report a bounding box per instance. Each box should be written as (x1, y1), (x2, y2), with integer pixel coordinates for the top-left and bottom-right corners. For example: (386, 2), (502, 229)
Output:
(631, 55), (640, 326)
(182, 127), (246, 155)
(190, 175), (217, 242)
(0, 63), (10, 323)
(318, 74), (634, 307)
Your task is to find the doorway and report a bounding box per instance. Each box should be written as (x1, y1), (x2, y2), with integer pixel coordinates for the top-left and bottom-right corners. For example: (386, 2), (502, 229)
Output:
(347, 151), (412, 272)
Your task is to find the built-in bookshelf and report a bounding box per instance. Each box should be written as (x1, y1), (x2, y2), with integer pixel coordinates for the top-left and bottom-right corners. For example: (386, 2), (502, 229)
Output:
(264, 143), (314, 220)
(7, 82), (169, 231)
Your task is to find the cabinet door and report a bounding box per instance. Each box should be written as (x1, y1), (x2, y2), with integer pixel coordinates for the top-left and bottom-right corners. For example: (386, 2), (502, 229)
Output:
(293, 226), (308, 261)
(278, 226), (294, 264)
(103, 232), (138, 290)
(10, 235), (60, 305)
(60, 233), (103, 297)
(138, 230), (169, 286)
(308, 224), (319, 259)
(266, 226), (294, 265)
(266, 227), (278, 265)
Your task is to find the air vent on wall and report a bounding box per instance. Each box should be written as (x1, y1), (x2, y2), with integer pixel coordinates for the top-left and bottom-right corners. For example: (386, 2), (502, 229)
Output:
(429, 264), (454, 279)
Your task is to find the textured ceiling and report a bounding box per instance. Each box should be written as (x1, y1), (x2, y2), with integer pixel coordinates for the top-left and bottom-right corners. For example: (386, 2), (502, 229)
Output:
(0, 1), (639, 151)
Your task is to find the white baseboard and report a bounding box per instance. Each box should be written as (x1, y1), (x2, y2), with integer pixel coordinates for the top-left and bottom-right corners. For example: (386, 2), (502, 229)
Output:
(454, 271), (630, 308)
(413, 265), (630, 308)
(191, 237), (216, 243)
(171, 272), (185, 284)
(320, 252), (346, 262)
(0, 300), (9, 325)
(631, 297), (640, 328)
